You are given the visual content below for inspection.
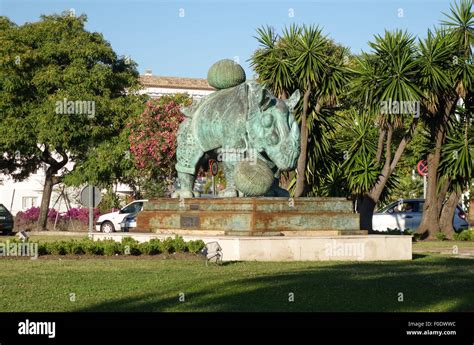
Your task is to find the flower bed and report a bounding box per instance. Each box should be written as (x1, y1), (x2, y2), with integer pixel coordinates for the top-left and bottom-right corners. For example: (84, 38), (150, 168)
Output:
(14, 207), (101, 232)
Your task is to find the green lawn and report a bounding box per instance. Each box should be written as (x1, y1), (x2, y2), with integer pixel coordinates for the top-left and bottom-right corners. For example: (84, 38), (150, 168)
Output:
(0, 254), (473, 312)
(1, 235), (87, 242)
(413, 241), (474, 249)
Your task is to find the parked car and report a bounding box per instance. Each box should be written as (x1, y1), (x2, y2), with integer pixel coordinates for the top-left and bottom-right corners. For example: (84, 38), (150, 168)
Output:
(0, 204), (14, 235)
(95, 200), (147, 233)
(373, 198), (468, 232)
(119, 212), (139, 232)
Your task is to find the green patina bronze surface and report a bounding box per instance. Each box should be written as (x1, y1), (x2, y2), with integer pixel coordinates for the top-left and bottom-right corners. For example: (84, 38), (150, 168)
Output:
(172, 61), (301, 198)
(135, 197), (363, 236)
(207, 59), (246, 89)
(233, 158), (274, 196)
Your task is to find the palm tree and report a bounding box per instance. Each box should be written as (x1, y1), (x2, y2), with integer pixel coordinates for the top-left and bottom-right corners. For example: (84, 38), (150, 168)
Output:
(438, 108), (473, 236)
(250, 25), (298, 99)
(250, 25), (348, 197)
(292, 26), (348, 196)
(349, 30), (423, 231)
(417, 0), (473, 238)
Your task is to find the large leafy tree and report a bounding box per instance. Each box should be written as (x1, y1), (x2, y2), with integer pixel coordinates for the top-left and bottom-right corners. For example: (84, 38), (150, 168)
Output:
(0, 13), (142, 229)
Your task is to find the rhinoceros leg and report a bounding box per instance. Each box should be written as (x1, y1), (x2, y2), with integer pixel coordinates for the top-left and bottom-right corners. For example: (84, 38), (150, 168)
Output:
(172, 119), (203, 198)
(172, 172), (198, 198)
(218, 161), (240, 197)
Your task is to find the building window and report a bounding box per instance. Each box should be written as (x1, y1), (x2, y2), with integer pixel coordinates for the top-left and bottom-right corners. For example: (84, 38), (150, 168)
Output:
(22, 196), (38, 209)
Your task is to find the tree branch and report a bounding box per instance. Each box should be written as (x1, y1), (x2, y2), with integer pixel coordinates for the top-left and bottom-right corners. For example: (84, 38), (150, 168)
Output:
(384, 125), (393, 169)
(389, 117), (418, 174)
(375, 128), (386, 165)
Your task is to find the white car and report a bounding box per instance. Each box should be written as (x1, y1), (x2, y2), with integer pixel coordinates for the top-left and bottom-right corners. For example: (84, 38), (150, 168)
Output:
(95, 200), (147, 233)
(373, 198), (468, 232)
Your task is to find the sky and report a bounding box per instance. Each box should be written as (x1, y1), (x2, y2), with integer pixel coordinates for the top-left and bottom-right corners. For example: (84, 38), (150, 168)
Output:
(1, 0), (454, 78)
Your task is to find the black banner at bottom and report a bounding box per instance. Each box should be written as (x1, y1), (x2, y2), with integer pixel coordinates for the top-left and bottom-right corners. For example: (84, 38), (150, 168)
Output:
(0, 312), (472, 345)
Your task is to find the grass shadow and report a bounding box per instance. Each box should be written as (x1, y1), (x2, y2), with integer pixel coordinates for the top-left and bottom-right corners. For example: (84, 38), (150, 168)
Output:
(74, 255), (474, 312)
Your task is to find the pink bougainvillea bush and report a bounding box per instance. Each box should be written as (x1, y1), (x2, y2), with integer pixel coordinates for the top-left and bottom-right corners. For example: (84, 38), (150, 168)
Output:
(15, 207), (101, 228)
(64, 207), (101, 225)
(15, 207), (59, 225)
(128, 95), (190, 178)
(127, 95), (191, 197)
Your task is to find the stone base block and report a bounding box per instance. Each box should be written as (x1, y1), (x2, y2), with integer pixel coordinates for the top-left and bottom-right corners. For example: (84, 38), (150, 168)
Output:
(136, 197), (361, 236)
(90, 233), (412, 262)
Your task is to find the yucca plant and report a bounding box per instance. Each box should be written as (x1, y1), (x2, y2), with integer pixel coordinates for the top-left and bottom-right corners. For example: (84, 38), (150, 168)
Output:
(437, 106), (473, 236)
(250, 24), (349, 197)
(417, 0), (473, 238)
(348, 29), (423, 230)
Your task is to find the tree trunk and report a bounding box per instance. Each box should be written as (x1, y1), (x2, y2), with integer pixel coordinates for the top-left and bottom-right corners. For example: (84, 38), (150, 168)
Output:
(37, 147), (68, 230)
(359, 118), (417, 231)
(439, 190), (461, 239)
(360, 163), (391, 230)
(359, 195), (377, 231)
(359, 127), (393, 231)
(294, 86), (311, 197)
(37, 168), (55, 230)
(418, 97), (456, 239)
(418, 157), (442, 239)
(375, 128), (386, 165)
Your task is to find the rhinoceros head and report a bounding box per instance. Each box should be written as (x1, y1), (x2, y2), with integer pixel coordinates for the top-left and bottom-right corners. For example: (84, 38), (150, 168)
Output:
(246, 83), (301, 171)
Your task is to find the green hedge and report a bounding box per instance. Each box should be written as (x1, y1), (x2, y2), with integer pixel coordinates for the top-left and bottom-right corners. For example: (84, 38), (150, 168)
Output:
(24, 236), (205, 257)
(453, 230), (474, 241)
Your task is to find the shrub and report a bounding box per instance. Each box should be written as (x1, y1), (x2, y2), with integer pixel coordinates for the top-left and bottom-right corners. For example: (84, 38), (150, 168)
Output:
(27, 236), (204, 257)
(141, 239), (162, 255)
(370, 228), (412, 235)
(121, 237), (141, 255)
(83, 239), (104, 255)
(48, 241), (68, 255)
(15, 207), (62, 225)
(128, 243), (142, 256)
(403, 230), (421, 241)
(186, 240), (205, 254)
(161, 237), (176, 253)
(64, 208), (100, 225)
(38, 243), (49, 256)
(98, 190), (123, 214)
(173, 236), (187, 253)
(453, 230), (474, 241)
(102, 240), (121, 256)
(68, 240), (86, 255)
(412, 233), (422, 241)
(435, 232), (447, 241)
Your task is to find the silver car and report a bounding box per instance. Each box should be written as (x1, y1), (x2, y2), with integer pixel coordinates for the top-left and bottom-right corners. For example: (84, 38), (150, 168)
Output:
(373, 199), (468, 232)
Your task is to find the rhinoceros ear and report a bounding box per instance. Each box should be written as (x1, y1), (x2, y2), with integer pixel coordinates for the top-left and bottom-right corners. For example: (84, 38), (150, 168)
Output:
(247, 82), (274, 114)
(285, 90), (301, 113)
(259, 89), (273, 111)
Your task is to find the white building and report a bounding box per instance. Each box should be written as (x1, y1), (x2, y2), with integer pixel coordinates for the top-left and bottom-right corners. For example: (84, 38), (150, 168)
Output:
(139, 74), (214, 99)
(0, 75), (215, 215)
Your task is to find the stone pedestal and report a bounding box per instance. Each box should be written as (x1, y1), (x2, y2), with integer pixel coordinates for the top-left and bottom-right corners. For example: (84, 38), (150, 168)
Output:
(135, 197), (365, 236)
(91, 233), (412, 261)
